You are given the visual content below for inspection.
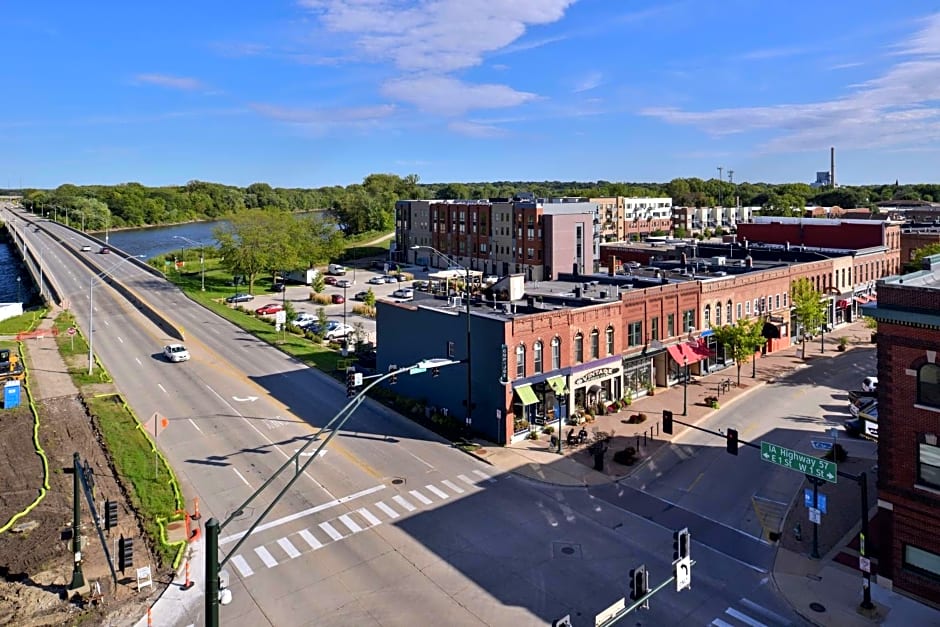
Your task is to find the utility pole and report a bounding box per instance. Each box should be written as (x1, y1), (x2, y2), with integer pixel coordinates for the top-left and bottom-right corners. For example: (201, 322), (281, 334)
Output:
(69, 452), (86, 590)
(717, 166), (724, 207)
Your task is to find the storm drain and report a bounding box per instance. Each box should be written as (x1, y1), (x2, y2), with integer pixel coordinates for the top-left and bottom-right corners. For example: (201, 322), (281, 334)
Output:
(391, 477), (406, 486)
(809, 602), (826, 613)
(552, 542), (583, 559)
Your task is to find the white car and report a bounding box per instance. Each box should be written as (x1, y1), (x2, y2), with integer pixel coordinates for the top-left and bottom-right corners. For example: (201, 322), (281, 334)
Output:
(324, 323), (354, 340)
(163, 344), (190, 363)
(292, 313), (317, 327)
(392, 288), (414, 301)
(861, 376), (878, 392)
(367, 276), (387, 285)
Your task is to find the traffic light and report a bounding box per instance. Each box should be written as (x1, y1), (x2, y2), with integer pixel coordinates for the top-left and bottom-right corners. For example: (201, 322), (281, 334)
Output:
(673, 527), (690, 561)
(346, 371), (356, 398)
(629, 564), (649, 607)
(431, 367), (440, 378)
(726, 428), (739, 455)
(662, 409), (673, 435)
(118, 535), (134, 571)
(104, 500), (118, 530)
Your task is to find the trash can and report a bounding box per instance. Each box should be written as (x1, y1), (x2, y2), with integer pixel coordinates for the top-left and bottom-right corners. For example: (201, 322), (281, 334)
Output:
(4, 381), (21, 409)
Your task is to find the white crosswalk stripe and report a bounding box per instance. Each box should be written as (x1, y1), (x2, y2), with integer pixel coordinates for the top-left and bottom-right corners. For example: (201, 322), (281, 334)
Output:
(277, 537), (301, 559)
(739, 599), (791, 626)
(337, 514), (363, 534)
(711, 620), (734, 627)
(374, 500), (400, 519)
(441, 479), (465, 494)
(725, 607), (767, 627)
(472, 469), (496, 483)
(425, 484), (449, 500)
(409, 489), (433, 505)
(358, 507), (382, 527)
(254, 546), (278, 568)
(393, 495), (416, 511)
(231, 554), (254, 577)
(298, 528), (323, 550)
(319, 521), (344, 541)
(458, 473), (476, 486)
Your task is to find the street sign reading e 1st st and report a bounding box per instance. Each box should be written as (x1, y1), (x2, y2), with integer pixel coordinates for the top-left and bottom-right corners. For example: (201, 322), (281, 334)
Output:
(761, 441), (837, 483)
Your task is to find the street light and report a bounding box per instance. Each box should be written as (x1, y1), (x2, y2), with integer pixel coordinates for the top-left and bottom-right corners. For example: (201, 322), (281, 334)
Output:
(16, 276), (21, 303)
(412, 245), (474, 434)
(88, 255), (146, 375)
(173, 235), (207, 291)
(682, 355), (689, 416)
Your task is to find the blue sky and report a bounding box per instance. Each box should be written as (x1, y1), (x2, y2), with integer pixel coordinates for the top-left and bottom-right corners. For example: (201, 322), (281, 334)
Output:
(3, 1), (940, 189)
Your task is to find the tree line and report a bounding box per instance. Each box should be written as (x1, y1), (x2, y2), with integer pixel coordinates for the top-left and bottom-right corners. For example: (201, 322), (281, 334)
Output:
(13, 174), (940, 237)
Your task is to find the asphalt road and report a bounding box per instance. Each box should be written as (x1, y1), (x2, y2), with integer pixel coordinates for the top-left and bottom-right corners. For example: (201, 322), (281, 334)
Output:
(5, 206), (810, 626)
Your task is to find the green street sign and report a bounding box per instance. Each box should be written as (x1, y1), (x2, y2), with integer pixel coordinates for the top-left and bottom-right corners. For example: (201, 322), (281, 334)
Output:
(761, 441), (837, 483)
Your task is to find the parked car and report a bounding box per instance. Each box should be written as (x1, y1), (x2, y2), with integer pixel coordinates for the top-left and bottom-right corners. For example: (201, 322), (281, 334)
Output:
(255, 303), (284, 315)
(163, 343), (190, 363)
(292, 313), (317, 327)
(336, 279), (353, 288)
(99, 247), (110, 254)
(331, 294), (345, 304)
(328, 263), (347, 275)
(392, 288), (414, 301)
(324, 276), (338, 286)
(861, 376), (878, 392)
(272, 282), (286, 292)
(225, 293), (254, 304)
(80, 245), (92, 252)
(324, 323), (354, 340)
(354, 291), (369, 301)
(367, 276), (387, 285)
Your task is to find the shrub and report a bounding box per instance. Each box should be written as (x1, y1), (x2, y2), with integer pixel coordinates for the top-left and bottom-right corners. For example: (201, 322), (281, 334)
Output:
(613, 446), (637, 465)
(542, 425), (554, 434)
(527, 431), (539, 440)
(352, 304), (376, 318)
(310, 293), (332, 305)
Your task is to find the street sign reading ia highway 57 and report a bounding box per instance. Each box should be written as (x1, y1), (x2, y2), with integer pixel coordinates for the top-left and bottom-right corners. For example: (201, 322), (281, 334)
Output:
(761, 441), (837, 483)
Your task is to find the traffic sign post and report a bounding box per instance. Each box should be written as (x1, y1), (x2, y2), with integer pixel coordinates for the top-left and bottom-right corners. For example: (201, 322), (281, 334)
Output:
(761, 441), (837, 483)
(67, 326), (76, 350)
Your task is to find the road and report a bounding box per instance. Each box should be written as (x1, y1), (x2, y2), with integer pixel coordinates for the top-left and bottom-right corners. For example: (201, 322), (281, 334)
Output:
(4, 206), (810, 626)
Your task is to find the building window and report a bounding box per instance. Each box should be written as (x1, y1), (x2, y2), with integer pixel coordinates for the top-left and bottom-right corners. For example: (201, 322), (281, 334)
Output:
(727, 301), (733, 324)
(737, 303), (743, 319)
(628, 321), (643, 346)
(754, 298), (759, 313)
(903, 544), (940, 582)
(516, 344), (526, 378)
(776, 294), (781, 309)
(918, 436), (940, 489)
(574, 333), (584, 363)
(715, 302), (722, 326)
(783, 293), (788, 308)
(590, 329), (600, 359)
(745, 300), (751, 315)
(918, 364), (940, 408)
(650, 317), (660, 341)
(447, 341), (455, 359)
(703, 305), (711, 328)
(551, 337), (561, 370)
(533, 341), (543, 374)
(682, 309), (695, 333)
(667, 314), (675, 338)
(606, 326), (615, 355)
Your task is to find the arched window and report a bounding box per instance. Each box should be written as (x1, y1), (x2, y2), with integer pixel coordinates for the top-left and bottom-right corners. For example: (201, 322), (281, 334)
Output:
(551, 337), (561, 370)
(727, 300), (733, 323)
(918, 363), (940, 408)
(515, 344), (526, 378)
(606, 326), (615, 355)
(533, 341), (543, 374)
(590, 329), (600, 359)
(714, 302), (722, 326)
(574, 333), (584, 363)
(704, 304), (711, 327)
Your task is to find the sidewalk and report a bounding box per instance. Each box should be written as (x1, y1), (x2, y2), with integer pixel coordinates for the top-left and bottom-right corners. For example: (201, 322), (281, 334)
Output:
(471, 321), (940, 626)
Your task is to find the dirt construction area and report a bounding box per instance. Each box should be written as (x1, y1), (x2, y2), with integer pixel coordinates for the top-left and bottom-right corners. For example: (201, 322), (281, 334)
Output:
(0, 319), (163, 626)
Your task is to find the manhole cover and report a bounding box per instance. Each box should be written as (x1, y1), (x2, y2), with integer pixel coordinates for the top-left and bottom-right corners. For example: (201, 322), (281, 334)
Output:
(391, 478), (405, 485)
(561, 546), (575, 555)
(552, 541), (583, 559)
(809, 602), (826, 613)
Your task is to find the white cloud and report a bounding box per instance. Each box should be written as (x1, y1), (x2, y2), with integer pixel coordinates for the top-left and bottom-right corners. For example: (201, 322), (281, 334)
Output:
(641, 12), (940, 153)
(572, 70), (602, 93)
(134, 74), (205, 91)
(382, 75), (537, 115)
(448, 120), (507, 137)
(250, 102), (396, 124)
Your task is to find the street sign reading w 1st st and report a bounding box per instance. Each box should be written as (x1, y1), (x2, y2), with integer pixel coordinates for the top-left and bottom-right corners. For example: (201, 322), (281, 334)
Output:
(761, 441), (837, 483)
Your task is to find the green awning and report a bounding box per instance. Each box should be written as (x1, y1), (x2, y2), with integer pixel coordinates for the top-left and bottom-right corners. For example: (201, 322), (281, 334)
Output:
(546, 375), (567, 396)
(514, 384), (538, 406)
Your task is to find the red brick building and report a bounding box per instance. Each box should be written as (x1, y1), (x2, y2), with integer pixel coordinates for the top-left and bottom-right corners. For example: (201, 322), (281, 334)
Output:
(867, 256), (940, 607)
(900, 228), (940, 268)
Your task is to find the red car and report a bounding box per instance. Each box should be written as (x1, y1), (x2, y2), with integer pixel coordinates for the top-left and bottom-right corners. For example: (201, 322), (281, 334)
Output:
(255, 303), (284, 315)
(331, 294), (345, 304)
(324, 276), (338, 286)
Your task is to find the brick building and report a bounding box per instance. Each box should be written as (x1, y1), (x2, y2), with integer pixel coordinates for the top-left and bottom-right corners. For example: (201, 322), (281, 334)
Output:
(866, 255), (940, 607)
(900, 227), (940, 268)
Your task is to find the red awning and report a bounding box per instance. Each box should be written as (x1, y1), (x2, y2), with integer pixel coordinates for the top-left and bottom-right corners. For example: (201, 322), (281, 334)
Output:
(667, 345), (685, 364)
(837, 299), (850, 309)
(855, 296), (869, 304)
(868, 295), (877, 301)
(686, 341), (711, 361)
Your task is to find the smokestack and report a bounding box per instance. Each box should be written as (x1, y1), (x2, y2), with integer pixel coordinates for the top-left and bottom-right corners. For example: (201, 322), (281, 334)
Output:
(830, 146), (836, 188)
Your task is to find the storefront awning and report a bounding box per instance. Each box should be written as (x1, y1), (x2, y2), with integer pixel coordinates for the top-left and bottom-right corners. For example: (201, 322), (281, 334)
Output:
(686, 340), (711, 360)
(762, 321), (782, 339)
(837, 299), (850, 309)
(546, 375), (567, 396)
(514, 384), (538, 406)
(667, 343), (707, 365)
(855, 296), (870, 304)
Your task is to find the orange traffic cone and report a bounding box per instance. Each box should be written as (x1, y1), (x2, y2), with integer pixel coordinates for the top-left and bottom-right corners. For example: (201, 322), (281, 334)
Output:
(191, 497), (201, 521)
(181, 559), (194, 591)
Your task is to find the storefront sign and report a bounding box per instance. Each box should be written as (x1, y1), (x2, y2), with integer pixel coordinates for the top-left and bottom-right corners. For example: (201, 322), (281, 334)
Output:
(500, 344), (508, 383)
(574, 367), (620, 386)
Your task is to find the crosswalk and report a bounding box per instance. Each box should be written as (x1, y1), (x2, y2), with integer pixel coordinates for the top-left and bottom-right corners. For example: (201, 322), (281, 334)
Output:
(710, 597), (793, 627)
(230, 470), (497, 578)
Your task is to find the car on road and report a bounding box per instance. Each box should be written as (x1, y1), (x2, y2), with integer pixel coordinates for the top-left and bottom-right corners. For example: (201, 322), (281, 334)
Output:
(99, 247), (110, 254)
(354, 291), (369, 301)
(331, 294), (345, 304)
(255, 303), (284, 315)
(849, 396), (877, 418)
(324, 323), (354, 340)
(324, 276), (338, 286)
(80, 245), (92, 252)
(392, 288), (414, 301)
(226, 293), (254, 304)
(367, 276), (387, 285)
(861, 376), (878, 392)
(272, 282), (286, 292)
(163, 343), (190, 363)
(336, 279), (353, 288)
(292, 312), (317, 327)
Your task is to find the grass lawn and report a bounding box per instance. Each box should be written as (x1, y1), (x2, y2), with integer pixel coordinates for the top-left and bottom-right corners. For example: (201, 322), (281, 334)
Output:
(0, 308), (48, 335)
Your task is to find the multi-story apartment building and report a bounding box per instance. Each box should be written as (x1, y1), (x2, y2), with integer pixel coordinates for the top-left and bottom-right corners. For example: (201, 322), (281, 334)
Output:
(672, 205), (753, 235)
(590, 197), (673, 242)
(866, 255), (940, 607)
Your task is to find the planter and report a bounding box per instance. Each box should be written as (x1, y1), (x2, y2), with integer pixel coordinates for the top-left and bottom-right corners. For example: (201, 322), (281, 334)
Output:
(837, 345), (846, 352)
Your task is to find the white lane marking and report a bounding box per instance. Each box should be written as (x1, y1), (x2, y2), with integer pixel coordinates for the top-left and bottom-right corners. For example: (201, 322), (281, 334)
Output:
(277, 537), (301, 559)
(219, 484), (386, 546)
(135, 357), (142, 366)
(473, 469), (496, 483)
(188, 418), (203, 434)
(232, 468), (252, 488)
(725, 608), (767, 627)
(442, 479), (465, 494)
(375, 501), (399, 519)
(319, 521), (344, 541)
(254, 546), (278, 568)
(337, 514), (362, 534)
(231, 555), (254, 578)
(458, 474), (476, 486)
(117, 336), (123, 344)
(392, 495), (416, 512)
(409, 490), (432, 505)
(357, 507), (382, 527)
(102, 319), (109, 326)
(739, 599), (789, 626)
(298, 529), (323, 550)
(157, 383), (168, 394)
(407, 450), (434, 469)
(711, 620), (734, 627)
(425, 485), (449, 500)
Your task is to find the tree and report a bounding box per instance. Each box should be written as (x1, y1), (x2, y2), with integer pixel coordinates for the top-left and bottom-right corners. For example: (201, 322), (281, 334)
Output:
(314, 307), (329, 340)
(741, 317), (767, 379)
(215, 209), (293, 293)
(790, 278), (827, 359)
(907, 242), (940, 272)
(311, 273), (326, 294)
(709, 318), (764, 386)
(363, 288), (376, 308)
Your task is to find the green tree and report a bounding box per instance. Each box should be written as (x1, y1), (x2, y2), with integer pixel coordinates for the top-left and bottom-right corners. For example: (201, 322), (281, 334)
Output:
(741, 316), (767, 379)
(709, 318), (764, 386)
(790, 278), (827, 359)
(314, 307), (329, 340)
(311, 273), (326, 294)
(215, 209), (292, 293)
(907, 242), (940, 272)
(363, 288), (376, 308)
